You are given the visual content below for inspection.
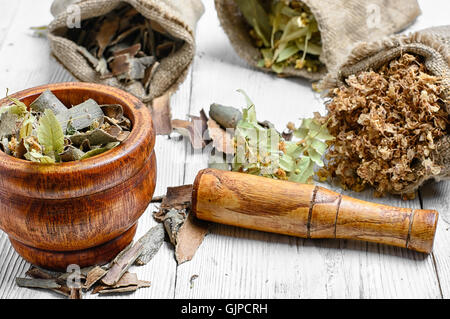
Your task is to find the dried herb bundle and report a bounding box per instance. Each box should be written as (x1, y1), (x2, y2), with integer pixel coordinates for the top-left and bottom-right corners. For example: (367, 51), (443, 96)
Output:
(63, 3), (183, 94)
(234, 0), (323, 74)
(323, 53), (449, 196)
(0, 90), (131, 163)
(232, 90), (332, 183)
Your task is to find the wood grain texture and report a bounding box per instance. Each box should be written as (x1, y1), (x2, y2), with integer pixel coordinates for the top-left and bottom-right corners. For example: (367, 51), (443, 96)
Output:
(0, 0), (449, 299)
(192, 169), (438, 253)
(0, 83), (157, 270)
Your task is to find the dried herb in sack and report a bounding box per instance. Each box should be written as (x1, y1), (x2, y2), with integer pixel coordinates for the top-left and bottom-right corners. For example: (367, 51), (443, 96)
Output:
(321, 26), (450, 196)
(48, 0), (204, 102)
(215, 0), (421, 80)
(235, 0), (323, 74)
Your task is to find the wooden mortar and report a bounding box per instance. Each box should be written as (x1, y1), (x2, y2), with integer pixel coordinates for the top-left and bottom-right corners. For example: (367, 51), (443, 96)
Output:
(0, 82), (156, 270)
(192, 169), (438, 253)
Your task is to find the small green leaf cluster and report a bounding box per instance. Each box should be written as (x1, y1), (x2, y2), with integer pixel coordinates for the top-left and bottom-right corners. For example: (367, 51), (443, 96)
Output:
(232, 90), (333, 184)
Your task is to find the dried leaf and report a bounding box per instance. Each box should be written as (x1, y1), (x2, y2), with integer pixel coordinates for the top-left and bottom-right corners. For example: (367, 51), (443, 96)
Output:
(96, 16), (120, 58)
(172, 110), (209, 149)
(150, 93), (172, 135)
(37, 109), (65, 156)
(207, 118), (234, 155)
(0, 112), (18, 138)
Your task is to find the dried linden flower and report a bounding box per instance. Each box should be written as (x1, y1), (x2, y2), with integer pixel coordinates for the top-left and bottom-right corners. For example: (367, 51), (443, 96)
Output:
(324, 53), (449, 196)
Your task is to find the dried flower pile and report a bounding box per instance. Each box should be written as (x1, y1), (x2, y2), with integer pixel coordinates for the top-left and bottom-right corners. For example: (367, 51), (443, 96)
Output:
(234, 0), (323, 74)
(324, 53), (449, 196)
(0, 89), (131, 163)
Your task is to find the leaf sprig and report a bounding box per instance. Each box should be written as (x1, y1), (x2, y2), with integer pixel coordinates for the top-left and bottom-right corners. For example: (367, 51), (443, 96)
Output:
(231, 90), (333, 184)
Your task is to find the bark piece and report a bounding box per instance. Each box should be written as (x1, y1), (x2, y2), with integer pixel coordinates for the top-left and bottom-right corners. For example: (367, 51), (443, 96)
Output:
(25, 266), (71, 297)
(163, 208), (187, 246)
(154, 184), (193, 222)
(144, 61), (160, 92)
(150, 93), (172, 135)
(16, 278), (61, 289)
(29, 89), (68, 115)
(175, 213), (209, 264)
(134, 223), (165, 266)
(94, 272), (150, 294)
(0, 112), (18, 138)
(69, 288), (82, 299)
(57, 99), (104, 132)
(83, 266), (107, 291)
(113, 43), (141, 57)
(154, 184), (208, 264)
(96, 16), (120, 58)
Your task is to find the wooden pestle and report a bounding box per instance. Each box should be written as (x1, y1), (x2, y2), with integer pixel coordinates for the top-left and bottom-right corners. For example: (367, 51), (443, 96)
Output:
(192, 169), (439, 253)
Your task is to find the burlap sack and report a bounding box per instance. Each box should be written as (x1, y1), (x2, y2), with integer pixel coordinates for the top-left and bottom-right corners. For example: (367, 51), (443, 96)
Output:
(48, 0), (204, 102)
(215, 0), (421, 81)
(322, 26), (450, 194)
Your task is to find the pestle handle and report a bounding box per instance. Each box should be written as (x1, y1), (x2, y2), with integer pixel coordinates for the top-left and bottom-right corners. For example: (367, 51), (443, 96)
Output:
(192, 169), (439, 253)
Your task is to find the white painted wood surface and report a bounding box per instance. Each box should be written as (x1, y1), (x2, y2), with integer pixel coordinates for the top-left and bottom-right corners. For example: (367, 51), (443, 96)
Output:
(0, 0), (448, 299)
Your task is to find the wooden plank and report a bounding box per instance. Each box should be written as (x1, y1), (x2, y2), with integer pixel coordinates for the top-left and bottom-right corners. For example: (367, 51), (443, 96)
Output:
(0, 0), (20, 53)
(420, 181), (450, 298)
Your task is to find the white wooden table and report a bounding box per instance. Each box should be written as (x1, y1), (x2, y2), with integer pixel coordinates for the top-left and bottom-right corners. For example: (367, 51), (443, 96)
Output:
(0, 0), (449, 299)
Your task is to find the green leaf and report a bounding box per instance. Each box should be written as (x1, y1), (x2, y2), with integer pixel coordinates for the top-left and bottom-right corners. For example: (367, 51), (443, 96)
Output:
(285, 141), (304, 158)
(271, 63), (284, 74)
(37, 109), (65, 155)
(279, 153), (295, 172)
(24, 150), (56, 164)
(19, 113), (35, 140)
(289, 157), (314, 183)
(237, 89), (255, 110)
(276, 44), (298, 63)
(308, 148), (324, 167)
(293, 127), (308, 139)
(233, 0), (271, 46)
(310, 138), (327, 154)
(80, 142), (119, 160)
